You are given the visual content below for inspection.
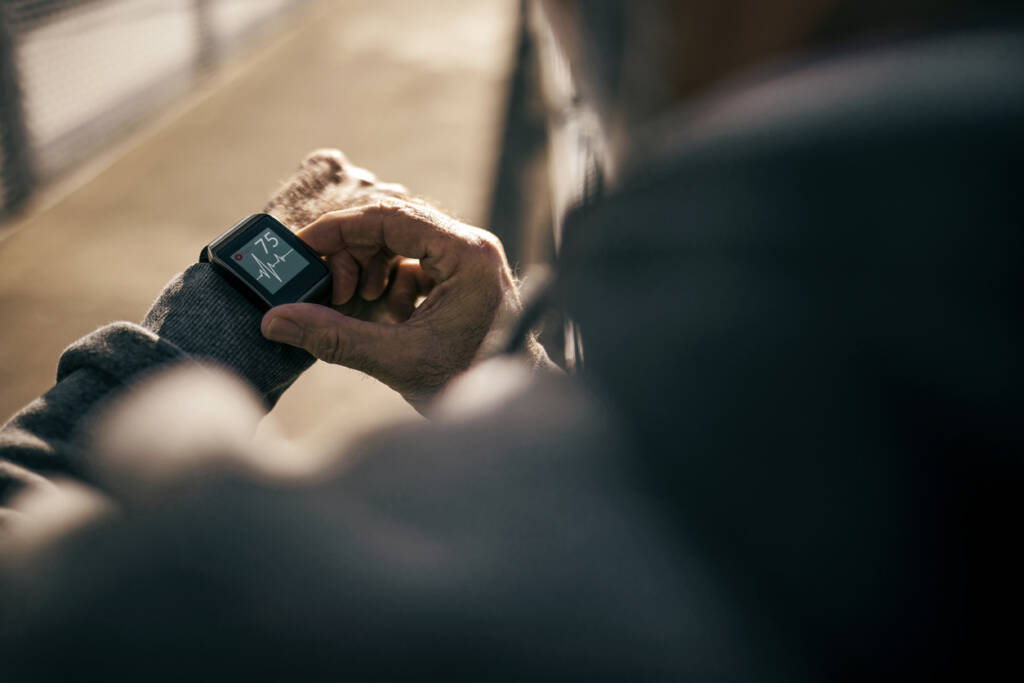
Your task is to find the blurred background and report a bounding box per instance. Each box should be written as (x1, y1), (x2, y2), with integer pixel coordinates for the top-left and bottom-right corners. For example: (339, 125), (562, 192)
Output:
(0, 0), (551, 454)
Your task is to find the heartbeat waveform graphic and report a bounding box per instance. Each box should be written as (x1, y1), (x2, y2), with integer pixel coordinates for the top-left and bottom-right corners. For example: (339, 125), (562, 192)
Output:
(251, 248), (295, 283)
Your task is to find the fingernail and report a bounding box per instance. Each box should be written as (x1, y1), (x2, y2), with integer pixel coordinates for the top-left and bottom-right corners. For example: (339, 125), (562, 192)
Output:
(264, 317), (302, 346)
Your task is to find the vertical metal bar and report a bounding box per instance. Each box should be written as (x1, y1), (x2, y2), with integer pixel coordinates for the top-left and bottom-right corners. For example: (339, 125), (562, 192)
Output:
(193, 0), (216, 74)
(486, 0), (547, 269)
(0, 3), (36, 216)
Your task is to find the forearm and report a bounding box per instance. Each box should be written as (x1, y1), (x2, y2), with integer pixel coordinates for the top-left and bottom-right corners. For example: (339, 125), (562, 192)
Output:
(0, 324), (186, 507)
(0, 147), (412, 512)
(0, 264), (313, 509)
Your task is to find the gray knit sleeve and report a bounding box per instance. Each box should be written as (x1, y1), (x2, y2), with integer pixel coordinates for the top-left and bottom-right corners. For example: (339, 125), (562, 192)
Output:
(140, 263), (315, 405)
(0, 263), (314, 509)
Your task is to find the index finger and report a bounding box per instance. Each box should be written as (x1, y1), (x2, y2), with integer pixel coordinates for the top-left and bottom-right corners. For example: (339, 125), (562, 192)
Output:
(297, 200), (480, 282)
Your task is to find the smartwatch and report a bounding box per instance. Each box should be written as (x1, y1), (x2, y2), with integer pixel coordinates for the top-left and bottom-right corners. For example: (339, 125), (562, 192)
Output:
(199, 213), (332, 310)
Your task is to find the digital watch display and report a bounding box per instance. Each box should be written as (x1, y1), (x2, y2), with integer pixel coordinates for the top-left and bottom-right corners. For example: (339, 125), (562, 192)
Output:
(199, 213), (331, 310)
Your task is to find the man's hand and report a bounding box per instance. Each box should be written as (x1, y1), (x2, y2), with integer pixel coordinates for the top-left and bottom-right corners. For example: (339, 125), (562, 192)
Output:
(263, 148), (412, 230)
(260, 200), (531, 412)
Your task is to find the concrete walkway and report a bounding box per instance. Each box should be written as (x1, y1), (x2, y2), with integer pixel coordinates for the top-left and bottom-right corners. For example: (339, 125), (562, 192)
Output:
(0, 0), (517, 453)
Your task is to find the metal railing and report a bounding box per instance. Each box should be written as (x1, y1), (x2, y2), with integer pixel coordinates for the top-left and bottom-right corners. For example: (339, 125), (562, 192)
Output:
(0, 0), (314, 218)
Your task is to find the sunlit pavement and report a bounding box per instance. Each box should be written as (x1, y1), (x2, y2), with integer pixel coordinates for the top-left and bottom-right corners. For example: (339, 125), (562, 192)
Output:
(0, 0), (517, 454)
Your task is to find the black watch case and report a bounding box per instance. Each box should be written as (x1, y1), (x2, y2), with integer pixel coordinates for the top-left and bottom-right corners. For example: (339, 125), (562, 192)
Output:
(200, 213), (332, 310)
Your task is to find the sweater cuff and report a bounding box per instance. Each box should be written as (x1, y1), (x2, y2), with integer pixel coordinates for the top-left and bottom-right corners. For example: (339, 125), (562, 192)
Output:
(140, 264), (315, 406)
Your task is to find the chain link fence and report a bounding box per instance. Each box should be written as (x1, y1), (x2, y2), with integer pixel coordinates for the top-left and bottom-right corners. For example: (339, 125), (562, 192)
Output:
(0, 0), (314, 218)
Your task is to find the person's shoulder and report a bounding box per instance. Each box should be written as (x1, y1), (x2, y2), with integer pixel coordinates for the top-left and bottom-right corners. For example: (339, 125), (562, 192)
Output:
(626, 24), (1024, 186)
(341, 357), (626, 502)
(323, 360), (760, 679)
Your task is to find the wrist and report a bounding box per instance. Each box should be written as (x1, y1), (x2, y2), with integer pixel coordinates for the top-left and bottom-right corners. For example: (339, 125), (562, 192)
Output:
(142, 264), (315, 407)
(524, 334), (563, 374)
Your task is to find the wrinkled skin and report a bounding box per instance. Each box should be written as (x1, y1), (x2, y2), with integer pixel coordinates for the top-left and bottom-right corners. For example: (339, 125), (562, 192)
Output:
(263, 148), (413, 322)
(260, 149), (554, 411)
(264, 148), (412, 231)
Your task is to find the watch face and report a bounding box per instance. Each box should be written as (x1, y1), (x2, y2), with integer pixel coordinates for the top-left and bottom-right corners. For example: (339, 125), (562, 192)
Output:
(232, 226), (311, 294)
(209, 214), (331, 308)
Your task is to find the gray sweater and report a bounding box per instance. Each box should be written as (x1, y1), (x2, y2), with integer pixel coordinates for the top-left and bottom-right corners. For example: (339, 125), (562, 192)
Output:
(0, 257), (734, 682)
(0, 251), (728, 682)
(0, 263), (313, 511)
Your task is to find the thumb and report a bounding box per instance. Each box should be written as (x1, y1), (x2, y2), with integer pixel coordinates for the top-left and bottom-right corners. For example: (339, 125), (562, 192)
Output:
(261, 303), (395, 372)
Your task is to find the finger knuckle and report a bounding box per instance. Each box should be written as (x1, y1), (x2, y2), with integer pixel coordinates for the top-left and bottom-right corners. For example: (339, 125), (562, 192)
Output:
(374, 197), (406, 217)
(468, 229), (506, 264)
(307, 326), (348, 364)
(381, 197), (444, 224)
(302, 148), (346, 171)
